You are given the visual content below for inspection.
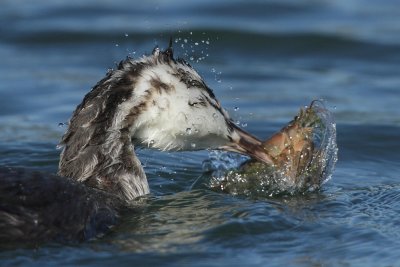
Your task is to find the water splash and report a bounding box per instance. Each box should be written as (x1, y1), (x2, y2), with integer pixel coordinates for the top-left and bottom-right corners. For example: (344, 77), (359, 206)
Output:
(202, 101), (338, 198)
(202, 151), (249, 179)
(173, 31), (212, 63)
(58, 122), (68, 128)
(56, 144), (64, 150)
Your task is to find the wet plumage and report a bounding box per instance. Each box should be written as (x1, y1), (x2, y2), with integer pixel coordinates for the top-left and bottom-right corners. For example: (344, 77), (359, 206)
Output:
(0, 43), (271, 244)
(58, 43), (271, 202)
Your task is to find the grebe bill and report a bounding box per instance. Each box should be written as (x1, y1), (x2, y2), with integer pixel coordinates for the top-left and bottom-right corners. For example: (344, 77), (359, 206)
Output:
(58, 42), (273, 202)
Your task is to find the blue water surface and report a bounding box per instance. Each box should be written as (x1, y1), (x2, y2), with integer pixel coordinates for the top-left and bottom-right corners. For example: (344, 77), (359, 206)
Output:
(1, 0), (400, 266)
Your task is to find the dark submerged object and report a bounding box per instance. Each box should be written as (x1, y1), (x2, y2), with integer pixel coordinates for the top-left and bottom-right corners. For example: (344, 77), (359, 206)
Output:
(0, 167), (121, 246)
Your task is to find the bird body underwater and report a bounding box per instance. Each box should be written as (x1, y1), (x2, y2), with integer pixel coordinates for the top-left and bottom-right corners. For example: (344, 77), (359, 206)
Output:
(0, 43), (272, 245)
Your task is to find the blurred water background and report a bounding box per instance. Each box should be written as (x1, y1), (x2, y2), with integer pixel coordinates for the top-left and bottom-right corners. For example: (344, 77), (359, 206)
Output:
(0, 0), (400, 266)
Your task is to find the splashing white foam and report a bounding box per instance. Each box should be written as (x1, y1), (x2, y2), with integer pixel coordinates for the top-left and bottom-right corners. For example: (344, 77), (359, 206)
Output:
(202, 101), (338, 198)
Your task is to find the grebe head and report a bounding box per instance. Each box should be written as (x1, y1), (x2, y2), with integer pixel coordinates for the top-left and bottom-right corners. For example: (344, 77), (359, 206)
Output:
(59, 41), (271, 201)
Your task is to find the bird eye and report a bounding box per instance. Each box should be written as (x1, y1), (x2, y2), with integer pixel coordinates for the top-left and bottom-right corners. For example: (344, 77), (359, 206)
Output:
(188, 80), (199, 87)
(188, 101), (196, 107)
(188, 97), (207, 108)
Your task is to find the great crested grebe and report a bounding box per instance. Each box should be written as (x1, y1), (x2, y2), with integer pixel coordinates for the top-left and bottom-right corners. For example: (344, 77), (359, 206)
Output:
(0, 41), (272, 244)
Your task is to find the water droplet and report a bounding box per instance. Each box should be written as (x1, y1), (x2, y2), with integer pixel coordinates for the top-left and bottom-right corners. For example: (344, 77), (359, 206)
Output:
(190, 56), (194, 61)
(186, 128), (192, 134)
(191, 143), (196, 148)
(190, 31), (193, 35)
(195, 42), (199, 46)
(184, 39), (188, 43)
(241, 123), (247, 127)
(56, 144), (63, 150)
(205, 40), (210, 45)
(124, 33), (129, 37)
(115, 44), (119, 47)
(234, 107), (239, 111)
(211, 68), (216, 73)
(149, 140), (155, 146)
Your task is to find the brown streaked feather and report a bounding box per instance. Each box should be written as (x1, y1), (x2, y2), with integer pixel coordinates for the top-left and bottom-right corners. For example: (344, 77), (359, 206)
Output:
(59, 60), (151, 201)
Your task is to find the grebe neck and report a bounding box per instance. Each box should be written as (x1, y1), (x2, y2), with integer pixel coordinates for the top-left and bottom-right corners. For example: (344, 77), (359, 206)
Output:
(58, 61), (150, 201)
